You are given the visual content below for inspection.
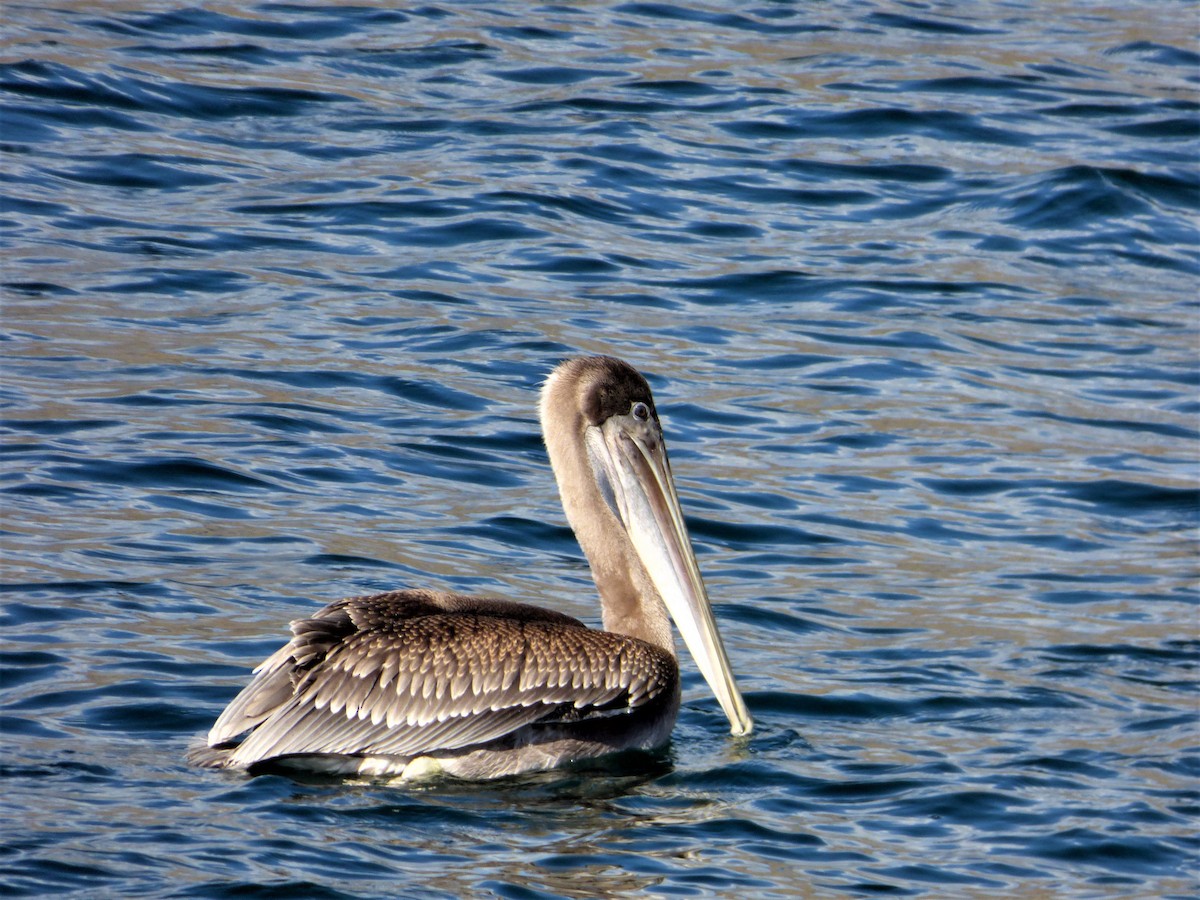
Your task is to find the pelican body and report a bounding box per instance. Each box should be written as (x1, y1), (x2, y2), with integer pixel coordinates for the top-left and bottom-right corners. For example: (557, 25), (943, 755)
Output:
(191, 356), (751, 780)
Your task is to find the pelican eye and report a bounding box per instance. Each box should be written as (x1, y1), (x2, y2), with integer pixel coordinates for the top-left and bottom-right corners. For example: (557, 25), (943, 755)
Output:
(631, 401), (650, 421)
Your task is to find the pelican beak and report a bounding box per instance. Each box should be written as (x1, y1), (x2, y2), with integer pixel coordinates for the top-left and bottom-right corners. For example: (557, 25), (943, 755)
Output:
(586, 412), (753, 736)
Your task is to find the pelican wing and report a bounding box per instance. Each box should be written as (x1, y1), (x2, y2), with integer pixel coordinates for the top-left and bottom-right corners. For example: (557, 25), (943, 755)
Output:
(207, 590), (675, 768)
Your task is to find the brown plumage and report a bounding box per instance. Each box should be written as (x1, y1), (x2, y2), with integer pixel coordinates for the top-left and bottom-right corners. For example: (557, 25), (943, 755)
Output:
(190, 356), (749, 780)
(201, 590), (676, 771)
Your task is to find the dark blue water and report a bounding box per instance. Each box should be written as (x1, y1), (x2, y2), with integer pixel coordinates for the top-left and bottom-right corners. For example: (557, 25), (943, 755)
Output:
(2, 1), (1198, 897)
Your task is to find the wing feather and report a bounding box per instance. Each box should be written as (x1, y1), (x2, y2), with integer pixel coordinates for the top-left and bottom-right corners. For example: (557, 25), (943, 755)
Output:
(207, 590), (675, 769)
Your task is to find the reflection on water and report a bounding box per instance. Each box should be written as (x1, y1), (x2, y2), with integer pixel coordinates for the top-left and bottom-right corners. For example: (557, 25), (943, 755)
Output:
(2, 1), (1197, 897)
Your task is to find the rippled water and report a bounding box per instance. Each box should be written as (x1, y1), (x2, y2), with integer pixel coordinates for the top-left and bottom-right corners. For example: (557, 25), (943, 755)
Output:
(3, 1), (1198, 897)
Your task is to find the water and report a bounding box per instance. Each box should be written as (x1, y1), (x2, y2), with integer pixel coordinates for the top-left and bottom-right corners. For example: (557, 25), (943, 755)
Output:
(2, 1), (1197, 896)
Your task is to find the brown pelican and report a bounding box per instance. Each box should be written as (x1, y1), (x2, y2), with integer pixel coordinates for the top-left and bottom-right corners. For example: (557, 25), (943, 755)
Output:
(190, 355), (752, 780)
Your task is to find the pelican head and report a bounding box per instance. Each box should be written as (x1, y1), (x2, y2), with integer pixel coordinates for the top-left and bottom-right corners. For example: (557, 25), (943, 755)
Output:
(541, 356), (753, 736)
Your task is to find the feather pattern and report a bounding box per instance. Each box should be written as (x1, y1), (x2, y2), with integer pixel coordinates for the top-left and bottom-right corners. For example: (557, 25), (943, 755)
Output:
(190, 356), (750, 778)
(206, 590), (677, 769)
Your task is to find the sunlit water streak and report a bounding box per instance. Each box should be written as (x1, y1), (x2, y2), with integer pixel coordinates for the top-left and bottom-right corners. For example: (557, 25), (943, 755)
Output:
(2, 1), (1197, 897)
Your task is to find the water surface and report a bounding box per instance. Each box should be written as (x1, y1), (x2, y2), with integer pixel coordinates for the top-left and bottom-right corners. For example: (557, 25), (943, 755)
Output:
(2, 1), (1198, 897)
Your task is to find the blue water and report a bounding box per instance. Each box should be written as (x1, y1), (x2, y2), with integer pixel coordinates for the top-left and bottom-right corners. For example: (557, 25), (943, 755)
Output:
(2, 1), (1198, 896)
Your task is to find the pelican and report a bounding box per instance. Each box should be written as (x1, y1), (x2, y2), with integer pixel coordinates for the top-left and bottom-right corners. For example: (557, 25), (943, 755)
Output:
(190, 355), (752, 780)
